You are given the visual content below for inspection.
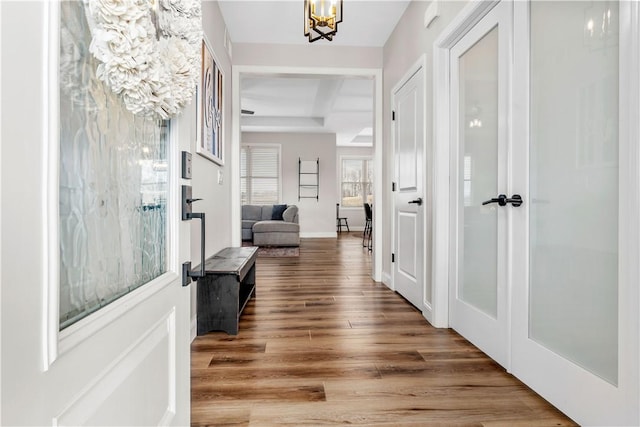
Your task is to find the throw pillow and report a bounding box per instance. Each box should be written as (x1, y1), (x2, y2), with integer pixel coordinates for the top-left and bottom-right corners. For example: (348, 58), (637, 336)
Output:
(272, 204), (287, 220)
(282, 205), (298, 223)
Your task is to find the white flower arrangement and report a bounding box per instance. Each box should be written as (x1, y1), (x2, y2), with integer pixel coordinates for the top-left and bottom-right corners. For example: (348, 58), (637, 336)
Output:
(84, 0), (202, 119)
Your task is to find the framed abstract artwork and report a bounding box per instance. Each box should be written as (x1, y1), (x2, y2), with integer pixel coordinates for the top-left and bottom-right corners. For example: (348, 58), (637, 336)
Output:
(196, 37), (224, 165)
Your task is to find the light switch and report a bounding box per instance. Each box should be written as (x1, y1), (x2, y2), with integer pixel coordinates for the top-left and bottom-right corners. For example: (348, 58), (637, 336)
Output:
(217, 170), (223, 185)
(181, 151), (192, 179)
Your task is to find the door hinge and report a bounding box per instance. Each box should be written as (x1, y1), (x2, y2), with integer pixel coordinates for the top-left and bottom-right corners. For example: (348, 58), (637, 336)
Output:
(392, 111), (396, 121)
(392, 253), (395, 263)
(392, 182), (396, 192)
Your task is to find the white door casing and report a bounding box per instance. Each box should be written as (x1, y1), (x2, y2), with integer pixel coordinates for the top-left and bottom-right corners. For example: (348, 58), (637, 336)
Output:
(231, 65), (384, 282)
(1, 2), (191, 425)
(392, 59), (426, 313)
(448, 1), (511, 369)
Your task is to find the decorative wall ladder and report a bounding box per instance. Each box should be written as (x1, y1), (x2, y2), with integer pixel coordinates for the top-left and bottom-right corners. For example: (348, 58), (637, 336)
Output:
(298, 158), (319, 201)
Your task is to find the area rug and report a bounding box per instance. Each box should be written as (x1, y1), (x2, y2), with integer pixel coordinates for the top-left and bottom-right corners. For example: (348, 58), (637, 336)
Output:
(242, 242), (299, 257)
(257, 246), (299, 257)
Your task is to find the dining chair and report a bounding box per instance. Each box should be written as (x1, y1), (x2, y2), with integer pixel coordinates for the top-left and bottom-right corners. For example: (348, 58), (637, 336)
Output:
(363, 203), (372, 250)
(336, 203), (350, 232)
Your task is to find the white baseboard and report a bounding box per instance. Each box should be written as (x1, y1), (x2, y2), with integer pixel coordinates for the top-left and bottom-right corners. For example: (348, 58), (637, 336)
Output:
(300, 232), (337, 238)
(346, 226), (365, 232)
(190, 317), (197, 342)
(382, 271), (392, 289)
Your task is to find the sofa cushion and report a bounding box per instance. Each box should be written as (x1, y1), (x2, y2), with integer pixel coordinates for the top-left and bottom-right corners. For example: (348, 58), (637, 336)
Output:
(242, 205), (262, 221)
(242, 219), (257, 230)
(242, 228), (253, 241)
(271, 204), (287, 220)
(253, 220), (300, 234)
(253, 231), (299, 247)
(261, 205), (274, 220)
(282, 205), (298, 223)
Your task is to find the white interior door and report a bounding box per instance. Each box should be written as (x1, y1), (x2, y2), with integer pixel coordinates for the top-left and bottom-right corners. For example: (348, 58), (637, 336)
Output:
(1, 2), (191, 425)
(510, 1), (640, 424)
(393, 65), (425, 311)
(449, 2), (511, 368)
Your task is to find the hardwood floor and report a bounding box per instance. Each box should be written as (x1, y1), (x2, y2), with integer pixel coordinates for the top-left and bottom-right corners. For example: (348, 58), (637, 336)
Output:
(191, 233), (575, 426)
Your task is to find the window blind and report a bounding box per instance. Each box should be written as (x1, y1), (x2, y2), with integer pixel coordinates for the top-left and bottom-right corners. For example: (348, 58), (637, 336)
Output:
(241, 145), (280, 205)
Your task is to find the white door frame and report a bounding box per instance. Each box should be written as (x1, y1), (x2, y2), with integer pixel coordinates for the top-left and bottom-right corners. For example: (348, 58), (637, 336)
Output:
(432, 0), (500, 328)
(231, 65), (384, 282)
(390, 55), (431, 321)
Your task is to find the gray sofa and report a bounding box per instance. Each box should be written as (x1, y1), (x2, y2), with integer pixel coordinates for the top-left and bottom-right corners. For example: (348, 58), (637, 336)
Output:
(242, 204), (300, 247)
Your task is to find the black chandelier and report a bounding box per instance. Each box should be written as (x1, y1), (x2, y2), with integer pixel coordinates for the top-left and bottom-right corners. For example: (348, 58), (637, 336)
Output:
(304, 0), (343, 43)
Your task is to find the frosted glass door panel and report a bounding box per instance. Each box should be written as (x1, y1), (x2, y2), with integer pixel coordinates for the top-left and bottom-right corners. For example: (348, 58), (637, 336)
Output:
(398, 89), (418, 191)
(459, 27), (499, 318)
(529, 1), (618, 384)
(58, 1), (169, 330)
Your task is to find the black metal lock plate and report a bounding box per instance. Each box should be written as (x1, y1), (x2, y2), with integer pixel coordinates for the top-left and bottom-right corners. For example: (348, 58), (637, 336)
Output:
(182, 185), (192, 220)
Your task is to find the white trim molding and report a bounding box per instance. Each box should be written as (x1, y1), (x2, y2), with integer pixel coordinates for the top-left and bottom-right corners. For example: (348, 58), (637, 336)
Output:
(44, 0), (60, 370)
(300, 232), (338, 239)
(190, 317), (197, 342)
(381, 271), (392, 288)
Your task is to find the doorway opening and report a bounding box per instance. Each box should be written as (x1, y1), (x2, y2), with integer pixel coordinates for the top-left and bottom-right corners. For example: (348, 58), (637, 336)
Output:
(231, 67), (383, 281)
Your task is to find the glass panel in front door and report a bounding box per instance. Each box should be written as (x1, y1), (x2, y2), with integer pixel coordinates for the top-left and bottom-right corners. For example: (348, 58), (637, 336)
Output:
(58, 1), (169, 330)
(459, 26), (499, 318)
(529, 0), (619, 385)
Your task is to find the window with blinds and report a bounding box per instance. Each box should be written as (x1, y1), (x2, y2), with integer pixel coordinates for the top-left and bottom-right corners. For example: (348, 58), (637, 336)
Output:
(241, 145), (281, 205)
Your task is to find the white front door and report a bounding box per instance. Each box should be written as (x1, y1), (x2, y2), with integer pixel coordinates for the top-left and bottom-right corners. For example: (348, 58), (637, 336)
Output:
(449, 2), (511, 368)
(393, 64), (425, 311)
(510, 1), (640, 424)
(1, 2), (191, 425)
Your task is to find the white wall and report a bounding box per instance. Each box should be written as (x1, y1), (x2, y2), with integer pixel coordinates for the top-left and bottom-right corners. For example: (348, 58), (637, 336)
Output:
(233, 43), (383, 69)
(189, 1), (234, 332)
(242, 132), (337, 237)
(336, 146), (374, 229)
(196, 1), (233, 258)
(381, 1), (467, 285)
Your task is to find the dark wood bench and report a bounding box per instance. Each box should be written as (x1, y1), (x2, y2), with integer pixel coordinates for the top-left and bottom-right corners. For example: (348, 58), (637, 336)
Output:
(196, 246), (258, 335)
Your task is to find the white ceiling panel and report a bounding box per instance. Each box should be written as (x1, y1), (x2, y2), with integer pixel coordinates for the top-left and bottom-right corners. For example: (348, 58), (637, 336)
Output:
(240, 75), (374, 146)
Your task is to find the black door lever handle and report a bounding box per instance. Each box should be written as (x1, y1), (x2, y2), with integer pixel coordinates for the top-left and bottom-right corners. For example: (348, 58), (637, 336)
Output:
(482, 194), (507, 206)
(408, 198), (423, 206)
(482, 194), (523, 207)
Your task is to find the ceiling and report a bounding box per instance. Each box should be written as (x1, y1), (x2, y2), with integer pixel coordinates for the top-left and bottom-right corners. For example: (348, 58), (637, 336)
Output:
(241, 74), (374, 146)
(221, 1), (410, 146)
(217, 0), (411, 47)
